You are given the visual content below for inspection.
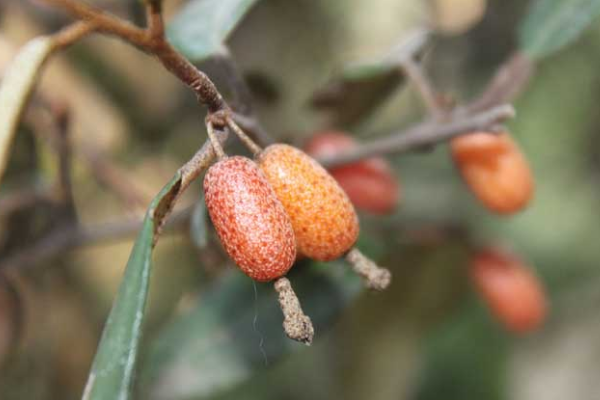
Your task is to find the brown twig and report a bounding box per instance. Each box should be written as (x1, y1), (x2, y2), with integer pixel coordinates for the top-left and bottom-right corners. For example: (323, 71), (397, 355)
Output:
(145, 1), (165, 41)
(231, 112), (274, 147)
(43, 0), (228, 113)
(51, 20), (97, 50)
(319, 104), (515, 167)
(43, 0), (149, 47)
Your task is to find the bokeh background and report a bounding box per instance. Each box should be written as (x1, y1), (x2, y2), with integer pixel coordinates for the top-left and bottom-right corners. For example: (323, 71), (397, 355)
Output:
(1, 0), (599, 399)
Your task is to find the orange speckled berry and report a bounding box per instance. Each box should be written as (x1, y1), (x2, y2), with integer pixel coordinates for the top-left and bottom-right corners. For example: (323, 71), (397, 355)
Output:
(470, 247), (547, 334)
(204, 156), (296, 282)
(257, 144), (359, 261)
(451, 132), (534, 214)
(304, 131), (400, 215)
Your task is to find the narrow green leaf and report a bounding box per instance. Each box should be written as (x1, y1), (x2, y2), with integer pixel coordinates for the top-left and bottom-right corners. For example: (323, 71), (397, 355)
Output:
(190, 194), (208, 249)
(0, 37), (54, 187)
(83, 173), (182, 400)
(167, 0), (261, 62)
(140, 263), (361, 400)
(519, 0), (600, 59)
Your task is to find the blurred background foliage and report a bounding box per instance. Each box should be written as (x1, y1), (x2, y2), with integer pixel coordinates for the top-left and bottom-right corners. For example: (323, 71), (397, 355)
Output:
(0, 0), (600, 399)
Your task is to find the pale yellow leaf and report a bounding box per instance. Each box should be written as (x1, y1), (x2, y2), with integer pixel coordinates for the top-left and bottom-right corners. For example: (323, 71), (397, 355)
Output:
(0, 36), (54, 186)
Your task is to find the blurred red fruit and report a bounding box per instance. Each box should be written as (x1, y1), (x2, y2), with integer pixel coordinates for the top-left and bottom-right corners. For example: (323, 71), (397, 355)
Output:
(470, 247), (547, 334)
(304, 131), (400, 215)
(451, 131), (534, 214)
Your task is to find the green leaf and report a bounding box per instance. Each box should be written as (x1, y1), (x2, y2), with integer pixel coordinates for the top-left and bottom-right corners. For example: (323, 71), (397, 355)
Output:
(140, 263), (361, 400)
(0, 37), (53, 187)
(82, 173), (183, 400)
(167, 0), (261, 62)
(190, 194), (208, 249)
(519, 0), (600, 59)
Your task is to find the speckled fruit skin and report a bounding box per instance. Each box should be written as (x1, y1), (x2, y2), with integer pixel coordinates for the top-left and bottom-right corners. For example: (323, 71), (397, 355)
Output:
(470, 248), (547, 334)
(304, 131), (400, 215)
(204, 156), (296, 282)
(451, 132), (533, 214)
(257, 144), (359, 261)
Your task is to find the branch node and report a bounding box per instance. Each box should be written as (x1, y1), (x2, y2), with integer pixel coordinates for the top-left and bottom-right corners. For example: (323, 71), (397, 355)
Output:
(345, 248), (392, 291)
(274, 277), (314, 345)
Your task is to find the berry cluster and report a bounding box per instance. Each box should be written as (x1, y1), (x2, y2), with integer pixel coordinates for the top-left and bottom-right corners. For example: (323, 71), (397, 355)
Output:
(203, 119), (390, 344)
(203, 116), (545, 341)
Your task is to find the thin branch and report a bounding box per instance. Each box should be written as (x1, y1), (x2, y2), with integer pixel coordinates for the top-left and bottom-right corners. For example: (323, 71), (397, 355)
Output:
(145, 1), (165, 41)
(319, 104), (515, 167)
(400, 58), (446, 120)
(467, 52), (535, 113)
(42, 0), (149, 47)
(51, 20), (98, 50)
(43, 0), (228, 113)
(205, 122), (226, 160)
(227, 117), (262, 156)
(231, 112), (274, 147)
(0, 206), (193, 272)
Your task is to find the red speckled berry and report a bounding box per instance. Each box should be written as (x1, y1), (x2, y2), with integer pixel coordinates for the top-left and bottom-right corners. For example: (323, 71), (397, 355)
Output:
(257, 144), (359, 261)
(204, 156), (296, 282)
(451, 131), (534, 214)
(470, 247), (547, 334)
(305, 131), (400, 215)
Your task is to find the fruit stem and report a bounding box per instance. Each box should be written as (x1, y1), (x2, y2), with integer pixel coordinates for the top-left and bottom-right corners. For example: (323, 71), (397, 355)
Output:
(206, 121), (226, 160)
(227, 117), (263, 156)
(345, 248), (392, 291)
(273, 277), (314, 345)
